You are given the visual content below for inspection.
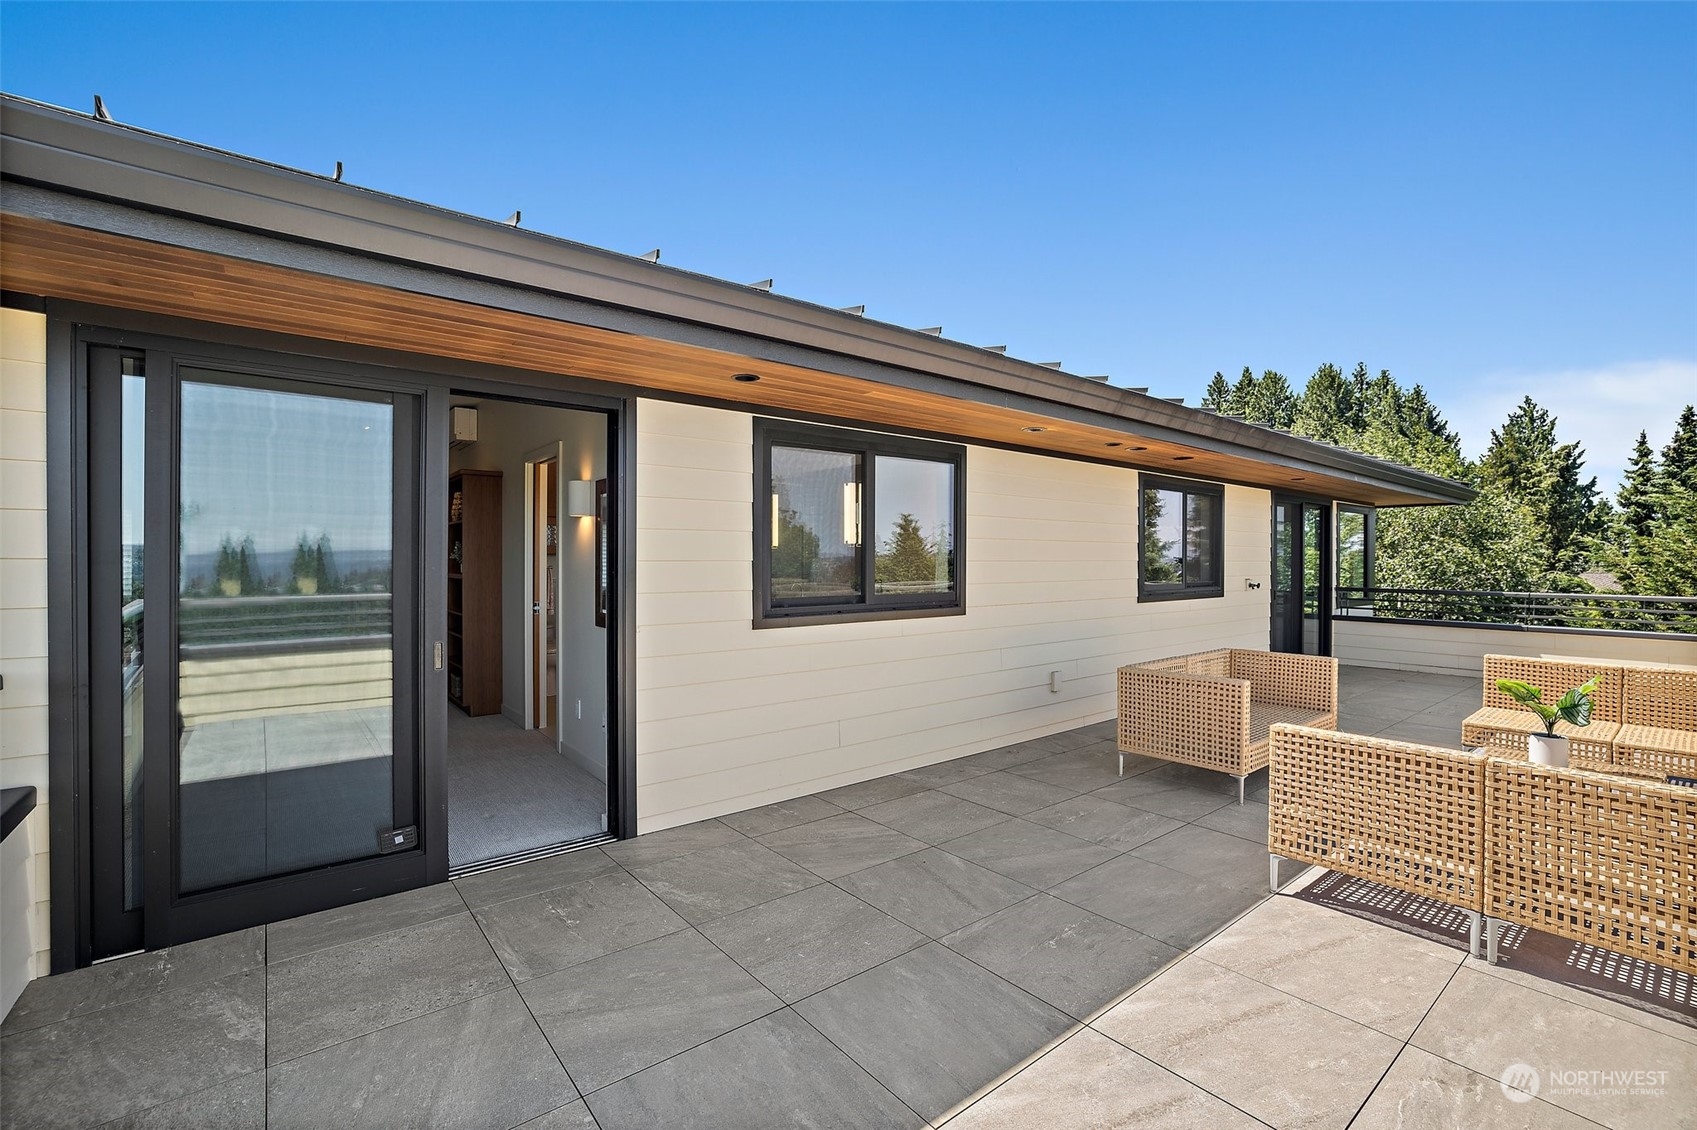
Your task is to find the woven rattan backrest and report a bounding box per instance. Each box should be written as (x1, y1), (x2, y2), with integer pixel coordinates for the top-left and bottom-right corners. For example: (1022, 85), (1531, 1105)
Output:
(1620, 664), (1697, 730)
(1480, 655), (1624, 723)
(1268, 724), (1484, 911)
(1230, 650), (1338, 712)
(1485, 759), (1696, 973)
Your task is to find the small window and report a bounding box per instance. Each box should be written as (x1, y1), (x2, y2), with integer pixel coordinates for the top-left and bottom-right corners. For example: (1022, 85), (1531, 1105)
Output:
(756, 420), (964, 626)
(1336, 505), (1375, 607)
(1139, 474), (1224, 600)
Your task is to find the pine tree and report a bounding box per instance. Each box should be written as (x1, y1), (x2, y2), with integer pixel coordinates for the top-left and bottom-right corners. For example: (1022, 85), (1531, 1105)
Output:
(1480, 397), (1557, 498)
(1292, 363), (1354, 444)
(1661, 405), (1697, 491)
(1345, 362), (1373, 431)
(1225, 366), (1258, 417)
(1201, 372), (1232, 411)
(876, 513), (941, 589)
(1616, 431), (1660, 541)
(1244, 370), (1298, 430)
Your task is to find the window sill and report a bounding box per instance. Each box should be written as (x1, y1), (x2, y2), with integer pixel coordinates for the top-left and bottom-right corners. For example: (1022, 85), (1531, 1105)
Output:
(1136, 587), (1224, 603)
(754, 603), (966, 629)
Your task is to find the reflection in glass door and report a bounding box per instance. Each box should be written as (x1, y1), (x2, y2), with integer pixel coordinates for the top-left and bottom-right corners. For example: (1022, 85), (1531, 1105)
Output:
(173, 375), (408, 893)
(1271, 498), (1331, 656)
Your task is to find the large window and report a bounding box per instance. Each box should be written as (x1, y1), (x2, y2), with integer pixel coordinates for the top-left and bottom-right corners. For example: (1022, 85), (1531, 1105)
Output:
(1139, 474), (1224, 600)
(755, 420), (965, 625)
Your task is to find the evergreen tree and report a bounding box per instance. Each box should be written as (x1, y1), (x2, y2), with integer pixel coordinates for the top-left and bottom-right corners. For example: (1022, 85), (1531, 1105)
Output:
(1661, 405), (1697, 491)
(1292, 363), (1354, 444)
(1616, 431), (1660, 542)
(1225, 366), (1258, 417)
(1479, 397), (1556, 498)
(875, 513), (942, 589)
(237, 535), (263, 595)
(291, 533), (317, 593)
(1201, 372), (1232, 411)
(769, 484), (821, 591)
(1244, 370), (1298, 430)
(1345, 362), (1373, 430)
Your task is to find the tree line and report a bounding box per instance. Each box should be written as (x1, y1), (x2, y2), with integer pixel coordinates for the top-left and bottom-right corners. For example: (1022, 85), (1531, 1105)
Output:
(1196, 364), (1697, 599)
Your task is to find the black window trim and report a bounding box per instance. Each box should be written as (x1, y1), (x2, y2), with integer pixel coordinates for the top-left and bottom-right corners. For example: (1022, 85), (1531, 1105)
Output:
(1335, 504), (1376, 604)
(754, 418), (967, 628)
(1138, 472), (1225, 602)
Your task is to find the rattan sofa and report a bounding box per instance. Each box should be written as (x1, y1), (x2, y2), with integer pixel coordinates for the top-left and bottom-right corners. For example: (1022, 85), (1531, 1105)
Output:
(1461, 654), (1697, 780)
(1461, 654), (1623, 771)
(1117, 649), (1337, 804)
(1269, 724), (1697, 974)
(1267, 724), (1486, 956)
(1611, 663), (1697, 780)
(1482, 758), (1696, 971)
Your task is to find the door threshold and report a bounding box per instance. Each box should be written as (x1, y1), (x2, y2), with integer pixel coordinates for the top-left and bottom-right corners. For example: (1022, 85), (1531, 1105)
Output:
(448, 833), (615, 880)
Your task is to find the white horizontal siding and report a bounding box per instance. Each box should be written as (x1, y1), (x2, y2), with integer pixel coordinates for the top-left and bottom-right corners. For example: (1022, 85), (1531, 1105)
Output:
(1334, 618), (1697, 676)
(0, 307), (49, 996)
(633, 398), (1274, 833)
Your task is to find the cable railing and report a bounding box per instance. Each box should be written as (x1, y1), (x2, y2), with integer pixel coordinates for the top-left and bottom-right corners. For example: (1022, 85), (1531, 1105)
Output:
(1334, 586), (1697, 636)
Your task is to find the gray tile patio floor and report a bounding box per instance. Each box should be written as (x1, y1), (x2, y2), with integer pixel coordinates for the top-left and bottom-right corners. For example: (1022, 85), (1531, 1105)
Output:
(4, 666), (1693, 1129)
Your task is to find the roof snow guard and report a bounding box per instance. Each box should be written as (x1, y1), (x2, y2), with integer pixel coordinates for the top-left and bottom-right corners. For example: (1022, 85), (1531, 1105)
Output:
(0, 94), (1472, 507)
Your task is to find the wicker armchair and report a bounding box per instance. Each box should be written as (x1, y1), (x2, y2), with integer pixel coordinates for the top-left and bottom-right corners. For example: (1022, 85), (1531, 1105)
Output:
(1460, 654), (1623, 771)
(1483, 759), (1696, 973)
(1117, 649), (1337, 804)
(1268, 724), (1486, 955)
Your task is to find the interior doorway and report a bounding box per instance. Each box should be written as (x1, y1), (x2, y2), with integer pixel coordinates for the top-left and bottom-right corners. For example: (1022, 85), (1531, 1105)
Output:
(446, 395), (612, 870)
(528, 447), (560, 740)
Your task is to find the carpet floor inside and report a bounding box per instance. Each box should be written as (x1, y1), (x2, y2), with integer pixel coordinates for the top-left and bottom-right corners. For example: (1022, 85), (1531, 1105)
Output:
(447, 709), (607, 868)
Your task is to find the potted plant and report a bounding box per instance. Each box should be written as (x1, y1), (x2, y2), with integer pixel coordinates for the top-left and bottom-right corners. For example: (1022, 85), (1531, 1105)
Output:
(1495, 676), (1598, 767)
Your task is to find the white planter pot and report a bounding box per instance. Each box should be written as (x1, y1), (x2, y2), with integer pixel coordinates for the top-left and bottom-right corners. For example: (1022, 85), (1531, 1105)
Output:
(1528, 733), (1570, 768)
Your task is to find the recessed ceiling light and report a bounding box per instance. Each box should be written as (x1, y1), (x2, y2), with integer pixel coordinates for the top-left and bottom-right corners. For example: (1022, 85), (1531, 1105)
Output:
(732, 373), (760, 383)
(1022, 425), (1047, 434)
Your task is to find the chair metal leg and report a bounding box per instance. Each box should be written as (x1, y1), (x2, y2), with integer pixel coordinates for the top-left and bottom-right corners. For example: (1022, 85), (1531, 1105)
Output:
(1237, 775), (1245, 805)
(1118, 751), (1124, 777)
(1467, 911), (1481, 959)
(1485, 918), (1501, 965)
(1269, 853), (1281, 894)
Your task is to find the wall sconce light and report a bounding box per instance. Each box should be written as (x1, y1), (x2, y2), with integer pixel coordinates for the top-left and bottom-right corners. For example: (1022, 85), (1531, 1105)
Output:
(566, 480), (596, 518)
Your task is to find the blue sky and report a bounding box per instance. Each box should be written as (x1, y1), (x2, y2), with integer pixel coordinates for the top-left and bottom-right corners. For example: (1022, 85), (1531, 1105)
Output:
(4, 2), (1693, 489)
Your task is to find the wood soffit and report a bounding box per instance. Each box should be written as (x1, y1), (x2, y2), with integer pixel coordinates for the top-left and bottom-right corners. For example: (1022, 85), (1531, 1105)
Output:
(4, 212), (1443, 505)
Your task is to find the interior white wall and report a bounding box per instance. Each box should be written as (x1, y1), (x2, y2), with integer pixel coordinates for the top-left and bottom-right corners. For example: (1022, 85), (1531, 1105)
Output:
(450, 399), (609, 780)
(0, 307), (50, 1000)
(634, 398), (1275, 833)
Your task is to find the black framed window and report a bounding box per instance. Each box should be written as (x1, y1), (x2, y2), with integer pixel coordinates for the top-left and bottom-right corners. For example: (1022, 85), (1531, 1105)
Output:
(755, 420), (965, 626)
(1139, 474), (1224, 600)
(1336, 505), (1375, 607)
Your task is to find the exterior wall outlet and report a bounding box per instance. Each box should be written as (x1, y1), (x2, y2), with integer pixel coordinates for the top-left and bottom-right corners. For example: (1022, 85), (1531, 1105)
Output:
(1049, 670), (1061, 693)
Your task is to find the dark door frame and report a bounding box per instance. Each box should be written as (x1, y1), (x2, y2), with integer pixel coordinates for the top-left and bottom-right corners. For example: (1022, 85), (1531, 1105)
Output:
(46, 305), (638, 969)
(1269, 494), (1334, 658)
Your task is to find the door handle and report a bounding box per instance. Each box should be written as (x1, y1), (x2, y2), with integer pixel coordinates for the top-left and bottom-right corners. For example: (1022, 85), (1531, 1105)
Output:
(433, 642), (444, 671)
(532, 602), (542, 615)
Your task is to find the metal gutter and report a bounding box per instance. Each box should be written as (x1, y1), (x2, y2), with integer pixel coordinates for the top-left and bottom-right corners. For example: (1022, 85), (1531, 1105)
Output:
(0, 93), (1475, 504)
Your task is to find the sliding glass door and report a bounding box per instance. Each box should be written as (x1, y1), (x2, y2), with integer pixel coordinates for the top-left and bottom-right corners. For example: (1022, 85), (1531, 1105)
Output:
(1271, 497), (1332, 657)
(88, 345), (426, 955)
